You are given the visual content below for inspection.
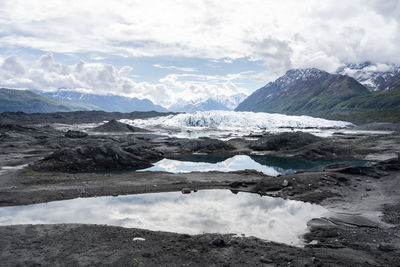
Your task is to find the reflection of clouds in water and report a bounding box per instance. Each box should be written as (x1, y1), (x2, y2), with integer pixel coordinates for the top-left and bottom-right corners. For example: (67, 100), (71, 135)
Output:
(0, 190), (327, 246)
(143, 155), (281, 176)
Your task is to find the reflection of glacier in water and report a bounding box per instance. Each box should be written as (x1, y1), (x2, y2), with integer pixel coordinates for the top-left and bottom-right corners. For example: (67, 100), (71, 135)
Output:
(142, 155), (281, 176)
(141, 155), (368, 176)
(0, 190), (327, 246)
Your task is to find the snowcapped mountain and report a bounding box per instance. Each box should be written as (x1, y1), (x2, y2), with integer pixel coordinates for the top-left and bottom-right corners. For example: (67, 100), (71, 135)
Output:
(212, 93), (247, 110)
(169, 99), (230, 113)
(125, 110), (351, 131)
(235, 68), (368, 116)
(236, 66), (400, 122)
(269, 68), (326, 89)
(337, 62), (400, 91)
(35, 90), (167, 112)
(169, 93), (247, 113)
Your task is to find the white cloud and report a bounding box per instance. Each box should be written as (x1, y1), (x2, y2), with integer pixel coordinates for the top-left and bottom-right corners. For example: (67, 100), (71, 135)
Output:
(153, 64), (197, 72)
(0, 53), (250, 107)
(1, 55), (26, 75)
(0, 0), (399, 81)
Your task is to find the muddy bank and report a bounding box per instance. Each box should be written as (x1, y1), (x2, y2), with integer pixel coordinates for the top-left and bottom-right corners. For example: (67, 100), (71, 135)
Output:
(1, 155), (398, 207)
(1, 161), (399, 266)
(1, 221), (397, 267)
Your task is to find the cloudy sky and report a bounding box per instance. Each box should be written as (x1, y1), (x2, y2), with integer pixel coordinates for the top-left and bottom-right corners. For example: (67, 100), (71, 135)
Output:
(0, 0), (399, 107)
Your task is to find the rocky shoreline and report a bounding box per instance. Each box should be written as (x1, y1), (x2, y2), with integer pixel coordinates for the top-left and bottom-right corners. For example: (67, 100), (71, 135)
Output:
(0, 111), (400, 266)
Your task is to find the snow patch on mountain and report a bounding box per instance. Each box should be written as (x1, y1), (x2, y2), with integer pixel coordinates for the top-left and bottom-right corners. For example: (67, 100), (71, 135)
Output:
(337, 62), (400, 91)
(213, 93), (247, 110)
(271, 68), (326, 88)
(126, 110), (351, 132)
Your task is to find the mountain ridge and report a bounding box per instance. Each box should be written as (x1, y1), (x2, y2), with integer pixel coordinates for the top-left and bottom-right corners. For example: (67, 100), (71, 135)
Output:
(36, 90), (167, 113)
(235, 68), (400, 122)
(0, 88), (89, 113)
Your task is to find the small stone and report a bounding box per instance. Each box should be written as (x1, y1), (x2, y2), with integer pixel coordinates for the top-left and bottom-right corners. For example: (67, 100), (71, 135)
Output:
(282, 179), (289, 187)
(65, 130), (88, 138)
(181, 188), (192, 194)
(142, 252), (152, 257)
(378, 243), (396, 252)
(132, 237), (146, 241)
(230, 181), (243, 188)
(260, 256), (273, 264)
(210, 238), (226, 247)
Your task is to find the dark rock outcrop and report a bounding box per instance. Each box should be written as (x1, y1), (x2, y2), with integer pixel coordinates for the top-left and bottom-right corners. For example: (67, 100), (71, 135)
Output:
(65, 130), (88, 138)
(249, 132), (321, 151)
(178, 138), (235, 153)
(31, 142), (163, 173)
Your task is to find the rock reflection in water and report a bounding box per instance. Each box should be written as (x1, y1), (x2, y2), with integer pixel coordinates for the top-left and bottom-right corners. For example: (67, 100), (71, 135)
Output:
(0, 190), (327, 246)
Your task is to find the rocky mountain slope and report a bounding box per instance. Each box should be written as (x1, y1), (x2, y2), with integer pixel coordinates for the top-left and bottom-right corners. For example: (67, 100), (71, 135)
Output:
(235, 69), (369, 115)
(0, 88), (88, 113)
(235, 68), (400, 122)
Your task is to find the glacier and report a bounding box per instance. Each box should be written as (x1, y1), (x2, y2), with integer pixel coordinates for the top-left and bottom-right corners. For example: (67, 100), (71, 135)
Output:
(122, 110), (351, 132)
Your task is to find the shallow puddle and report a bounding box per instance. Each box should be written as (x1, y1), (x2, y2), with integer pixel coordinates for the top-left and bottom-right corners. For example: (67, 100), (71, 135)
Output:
(0, 190), (327, 246)
(141, 155), (368, 176)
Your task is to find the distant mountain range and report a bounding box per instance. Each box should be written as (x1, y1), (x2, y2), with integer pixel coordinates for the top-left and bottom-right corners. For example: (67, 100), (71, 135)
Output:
(169, 94), (247, 113)
(0, 88), (246, 114)
(236, 66), (400, 122)
(2, 62), (400, 122)
(169, 99), (230, 113)
(36, 90), (167, 113)
(0, 88), (89, 113)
